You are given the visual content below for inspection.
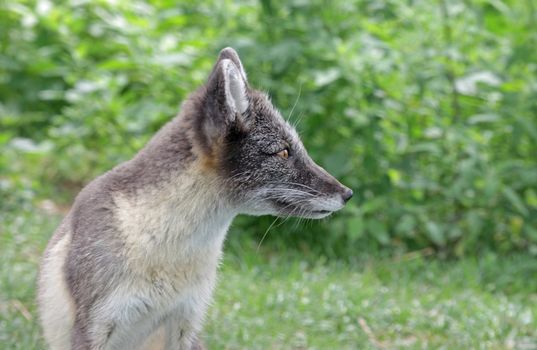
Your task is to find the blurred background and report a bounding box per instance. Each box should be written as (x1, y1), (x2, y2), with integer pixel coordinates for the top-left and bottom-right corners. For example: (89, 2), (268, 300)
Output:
(1, 0), (536, 348)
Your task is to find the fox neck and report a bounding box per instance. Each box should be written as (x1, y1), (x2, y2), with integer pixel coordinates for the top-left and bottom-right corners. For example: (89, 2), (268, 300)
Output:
(113, 161), (236, 272)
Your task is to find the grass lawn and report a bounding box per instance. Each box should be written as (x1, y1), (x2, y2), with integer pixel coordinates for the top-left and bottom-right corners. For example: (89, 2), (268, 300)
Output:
(1, 207), (536, 349)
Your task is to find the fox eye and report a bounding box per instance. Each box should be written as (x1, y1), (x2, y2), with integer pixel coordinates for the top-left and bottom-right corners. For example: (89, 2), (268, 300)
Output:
(276, 148), (289, 160)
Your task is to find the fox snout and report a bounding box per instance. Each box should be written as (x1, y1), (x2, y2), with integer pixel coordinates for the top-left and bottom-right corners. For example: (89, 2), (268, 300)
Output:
(343, 188), (354, 202)
(301, 160), (352, 213)
(309, 161), (353, 203)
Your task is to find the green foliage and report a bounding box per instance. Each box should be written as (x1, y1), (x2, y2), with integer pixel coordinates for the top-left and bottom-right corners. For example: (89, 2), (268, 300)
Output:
(1, 0), (536, 256)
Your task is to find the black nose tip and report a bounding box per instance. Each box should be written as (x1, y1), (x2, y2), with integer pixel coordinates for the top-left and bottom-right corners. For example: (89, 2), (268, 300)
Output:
(342, 188), (353, 203)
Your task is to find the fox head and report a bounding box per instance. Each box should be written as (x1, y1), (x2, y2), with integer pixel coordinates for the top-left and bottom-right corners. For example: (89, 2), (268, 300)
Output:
(188, 48), (352, 219)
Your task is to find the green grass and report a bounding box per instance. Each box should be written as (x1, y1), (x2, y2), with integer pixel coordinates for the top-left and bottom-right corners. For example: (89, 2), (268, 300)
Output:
(1, 207), (536, 349)
(209, 252), (537, 349)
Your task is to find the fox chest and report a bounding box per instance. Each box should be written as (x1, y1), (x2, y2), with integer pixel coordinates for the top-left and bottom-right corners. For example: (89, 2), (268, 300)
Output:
(107, 183), (233, 347)
(102, 252), (220, 349)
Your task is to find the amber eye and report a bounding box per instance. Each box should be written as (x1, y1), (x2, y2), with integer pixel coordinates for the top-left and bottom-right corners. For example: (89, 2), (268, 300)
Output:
(276, 148), (289, 159)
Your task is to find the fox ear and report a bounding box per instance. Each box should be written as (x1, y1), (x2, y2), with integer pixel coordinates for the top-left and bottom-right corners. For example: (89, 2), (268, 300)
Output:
(204, 48), (250, 127)
(199, 48), (251, 152)
(221, 59), (249, 116)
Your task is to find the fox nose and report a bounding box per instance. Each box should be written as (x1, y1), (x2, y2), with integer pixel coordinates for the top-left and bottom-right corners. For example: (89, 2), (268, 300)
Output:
(342, 188), (353, 203)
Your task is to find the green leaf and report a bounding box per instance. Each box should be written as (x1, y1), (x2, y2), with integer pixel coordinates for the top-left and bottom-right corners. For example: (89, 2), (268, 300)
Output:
(425, 222), (446, 246)
(503, 187), (529, 217)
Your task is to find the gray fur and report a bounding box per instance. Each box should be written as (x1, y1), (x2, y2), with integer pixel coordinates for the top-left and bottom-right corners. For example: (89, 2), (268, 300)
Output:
(38, 47), (351, 350)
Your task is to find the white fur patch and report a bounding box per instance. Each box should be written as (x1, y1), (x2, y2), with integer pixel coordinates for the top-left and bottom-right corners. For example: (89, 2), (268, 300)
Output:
(39, 232), (76, 350)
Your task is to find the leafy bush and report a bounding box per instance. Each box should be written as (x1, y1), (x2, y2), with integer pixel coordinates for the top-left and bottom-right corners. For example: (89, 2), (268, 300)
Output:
(1, 0), (536, 257)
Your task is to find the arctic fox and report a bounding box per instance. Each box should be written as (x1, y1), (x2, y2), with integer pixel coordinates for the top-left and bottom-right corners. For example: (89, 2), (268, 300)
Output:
(38, 48), (352, 350)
